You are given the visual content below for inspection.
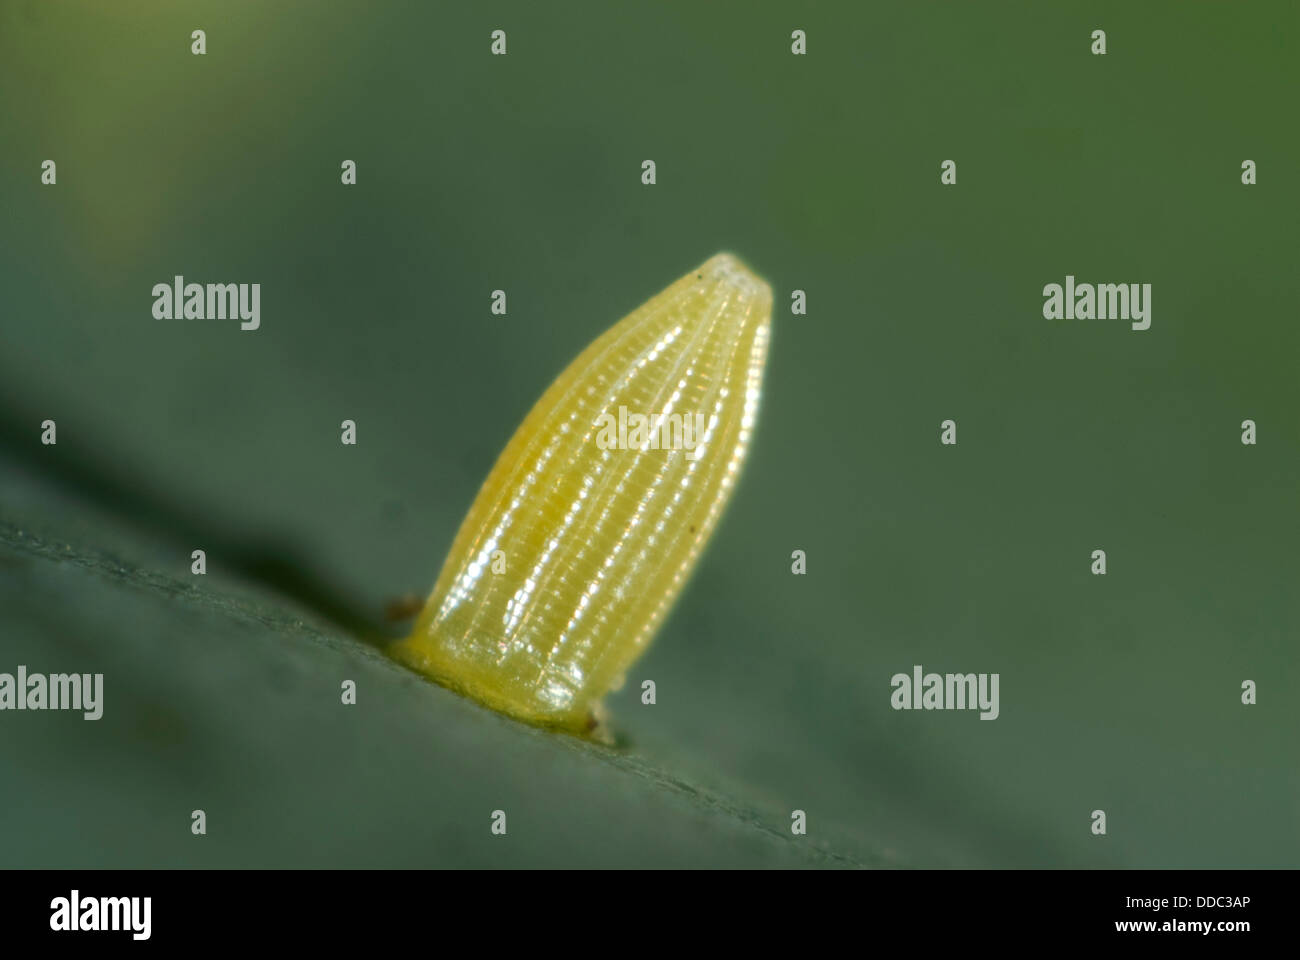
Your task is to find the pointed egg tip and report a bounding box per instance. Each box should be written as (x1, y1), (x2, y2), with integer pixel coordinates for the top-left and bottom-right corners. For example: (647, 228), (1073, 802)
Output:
(699, 251), (772, 303)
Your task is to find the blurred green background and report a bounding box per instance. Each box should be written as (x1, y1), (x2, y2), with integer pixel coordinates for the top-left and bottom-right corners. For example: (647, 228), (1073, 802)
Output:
(1, 0), (1296, 867)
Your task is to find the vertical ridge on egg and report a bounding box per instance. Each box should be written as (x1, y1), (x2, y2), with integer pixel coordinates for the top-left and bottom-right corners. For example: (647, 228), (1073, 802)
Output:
(390, 252), (773, 737)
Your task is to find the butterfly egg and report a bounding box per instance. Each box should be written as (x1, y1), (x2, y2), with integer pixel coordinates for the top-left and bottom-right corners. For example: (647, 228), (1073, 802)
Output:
(391, 253), (772, 738)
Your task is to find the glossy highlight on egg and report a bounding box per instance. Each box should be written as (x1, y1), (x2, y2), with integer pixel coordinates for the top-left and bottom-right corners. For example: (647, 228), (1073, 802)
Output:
(390, 253), (773, 738)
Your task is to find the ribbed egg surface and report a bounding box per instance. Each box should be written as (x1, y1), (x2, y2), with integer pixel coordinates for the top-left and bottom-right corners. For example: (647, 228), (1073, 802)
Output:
(390, 253), (773, 737)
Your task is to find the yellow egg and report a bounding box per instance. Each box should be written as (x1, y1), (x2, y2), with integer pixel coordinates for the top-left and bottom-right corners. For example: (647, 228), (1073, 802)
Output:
(390, 253), (773, 738)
